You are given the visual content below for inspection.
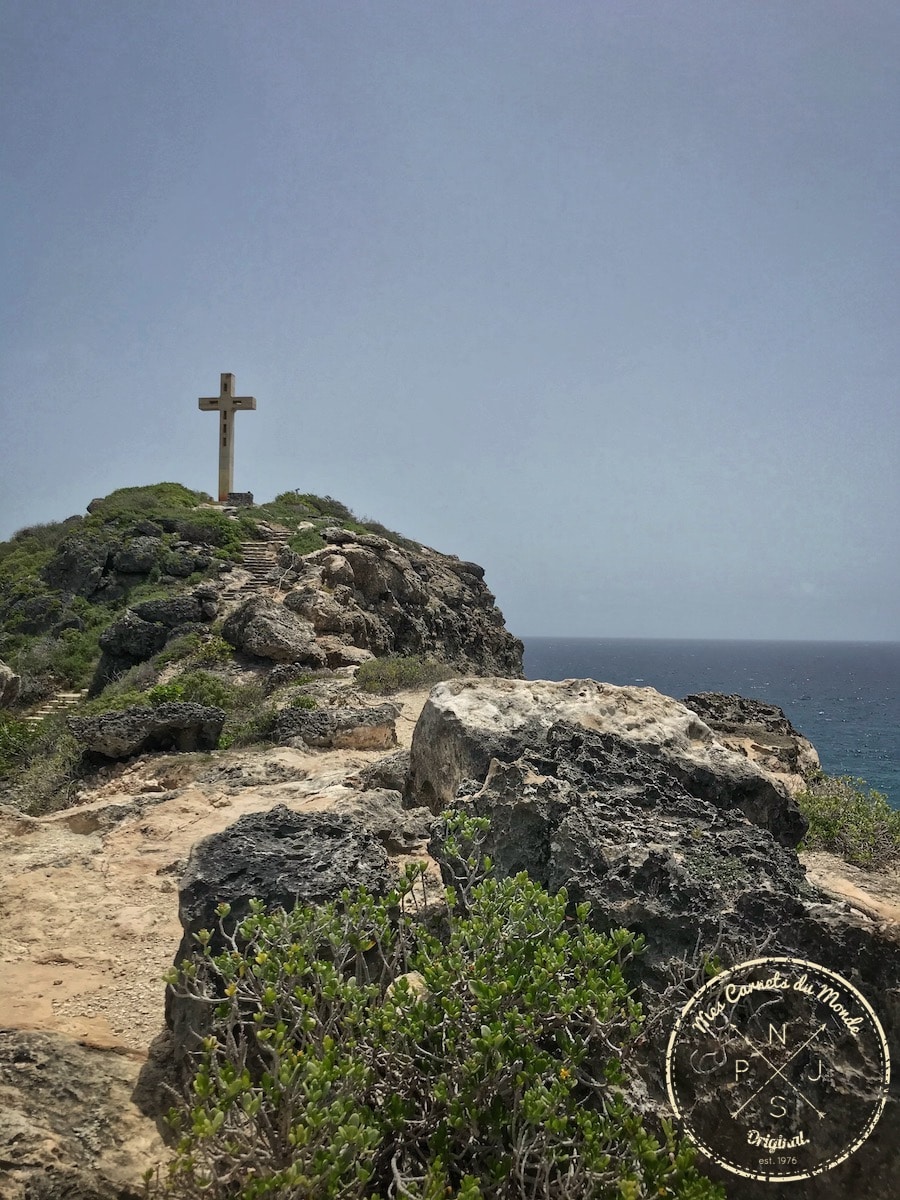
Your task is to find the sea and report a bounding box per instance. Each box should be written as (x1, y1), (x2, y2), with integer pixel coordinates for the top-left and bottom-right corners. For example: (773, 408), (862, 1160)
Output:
(522, 639), (900, 810)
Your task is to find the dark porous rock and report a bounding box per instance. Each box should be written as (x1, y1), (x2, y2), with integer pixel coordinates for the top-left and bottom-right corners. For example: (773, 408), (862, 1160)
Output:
(436, 721), (900, 1200)
(274, 703), (399, 750)
(67, 702), (225, 760)
(98, 611), (168, 661)
(6, 592), (64, 636)
(353, 748), (412, 793)
(41, 536), (119, 599)
(0, 658), (21, 707)
(682, 691), (821, 789)
(222, 596), (327, 665)
(132, 584), (219, 628)
(166, 806), (396, 1071)
(0, 1028), (165, 1200)
(408, 678), (807, 848)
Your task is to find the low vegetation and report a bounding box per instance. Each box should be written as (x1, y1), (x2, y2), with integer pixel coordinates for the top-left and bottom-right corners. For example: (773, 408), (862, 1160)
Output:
(356, 654), (458, 695)
(154, 814), (722, 1200)
(797, 770), (900, 870)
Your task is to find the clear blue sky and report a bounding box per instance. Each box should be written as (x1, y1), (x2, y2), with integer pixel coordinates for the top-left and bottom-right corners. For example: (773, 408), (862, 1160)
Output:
(2, 2), (898, 640)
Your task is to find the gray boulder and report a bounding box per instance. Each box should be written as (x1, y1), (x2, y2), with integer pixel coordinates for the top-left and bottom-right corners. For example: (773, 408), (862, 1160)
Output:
(165, 806), (396, 1072)
(222, 596), (326, 665)
(98, 611), (168, 661)
(67, 702), (225, 760)
(41, 536), (118, 598)
(439, 722), (900, 1200)
(407, 677), (807, 847)
(132, 585), (219, 628)
(682, 691), (820, 790)
(0, 658), (21, 707)
(274, 702), (400, 750)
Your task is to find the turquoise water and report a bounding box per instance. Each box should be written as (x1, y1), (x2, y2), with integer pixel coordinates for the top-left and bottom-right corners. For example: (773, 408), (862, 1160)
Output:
(522, 639), (900, 809)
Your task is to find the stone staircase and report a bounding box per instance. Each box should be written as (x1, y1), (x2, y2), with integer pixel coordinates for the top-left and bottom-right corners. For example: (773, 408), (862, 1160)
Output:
(24, 689), (88, 726)
(239, 538), (289, 595)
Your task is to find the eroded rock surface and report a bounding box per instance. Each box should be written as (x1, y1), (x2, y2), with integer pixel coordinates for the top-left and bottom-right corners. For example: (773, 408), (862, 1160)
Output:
(277, 528), (524, 675)
(222, 596), (327, 665)
(682, 691), (821, 792)
(166, 806), (397, 1070)
(408, 677), (807, 846)
(0, 1029), (166, 1200)
(436, 720), (900, 1200)
(274, 702), (400, 750)
(68, 702), (226, 760)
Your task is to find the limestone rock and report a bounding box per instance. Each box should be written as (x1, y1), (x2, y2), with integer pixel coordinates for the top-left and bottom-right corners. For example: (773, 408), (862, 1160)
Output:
(682, 691), (820, 791)
(131, 584), (219, 627)
(68, 702), (225, 760)
(0, 657), (21, 707)
(331, 788), (433, 852)
(274, 702), (400, 750)
(354, 748), (412, 793)
(438, 721), (900, 1200)
(0, 1028), (166, 1200)
(222, 596), (327, 666)
(166, 806), (396, 1068)
(278, 532), (523, 676)
(98, 611), (169, 662)
(407, 678), (807, 847)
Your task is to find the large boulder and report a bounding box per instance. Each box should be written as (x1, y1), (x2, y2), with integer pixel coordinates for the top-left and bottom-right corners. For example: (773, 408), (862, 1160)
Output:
(437, 722), (900, 1200)
(41, 536), (119, 598)
(165, 806), (396, 1070)
(67, 702), (225, 760)
(682, 691), (820, 792)
(407, 678), (807, 848)
(274, 702), (400, 750)
(0, 658), (21, 707)
(222, 596), (327, 666)
(111, 535), (165, 575)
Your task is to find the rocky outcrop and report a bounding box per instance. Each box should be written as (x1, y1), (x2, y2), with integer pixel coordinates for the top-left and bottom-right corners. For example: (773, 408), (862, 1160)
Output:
(222, 596), (327, 666)
(68, 702), (225, 760)
(407, 677), (807, 847)
(0, 1029), (166, 1200)
(277, 529), (523, 676)
(0, 658), (21, 707)
(436, 721), (900, 1200)
(166, 806), (397, 1071)
(274, 702), (400, 750)
(682, 691), (820, 792)
(89, 585), (221, 694)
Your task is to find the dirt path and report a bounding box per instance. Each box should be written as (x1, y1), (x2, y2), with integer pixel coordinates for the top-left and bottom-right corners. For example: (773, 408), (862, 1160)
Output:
(0, 689), (431, 1056)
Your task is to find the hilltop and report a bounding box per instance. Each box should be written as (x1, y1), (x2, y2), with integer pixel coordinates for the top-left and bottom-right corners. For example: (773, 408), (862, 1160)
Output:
(0, 483), (523, 813)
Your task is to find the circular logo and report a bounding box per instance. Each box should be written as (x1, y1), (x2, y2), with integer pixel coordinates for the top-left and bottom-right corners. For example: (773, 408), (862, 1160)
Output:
(666, 956), (890, 1182)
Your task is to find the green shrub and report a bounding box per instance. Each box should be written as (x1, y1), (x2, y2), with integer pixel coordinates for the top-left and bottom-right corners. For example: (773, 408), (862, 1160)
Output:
(147, 671), (236, 710)
(82, 483), (209, 525)
(192, 636), (233, 667)
(157, 814), (721, 1199)
(797, 771), (900, 869)
(10, 721), (83, 815)
(0, 713), (38, 775)
(356, 655), (457, 695)
(286, 528), (326, 557)
(285, 689), (317, 710)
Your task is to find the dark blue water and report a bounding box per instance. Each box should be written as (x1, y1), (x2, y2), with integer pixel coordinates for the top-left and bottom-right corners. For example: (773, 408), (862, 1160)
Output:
(522, 639), (900, 809)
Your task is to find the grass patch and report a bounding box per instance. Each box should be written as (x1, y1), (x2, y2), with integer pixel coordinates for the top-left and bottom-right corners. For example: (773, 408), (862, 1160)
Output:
(797, 771), (900, 870)
(356, 655), (458, 695)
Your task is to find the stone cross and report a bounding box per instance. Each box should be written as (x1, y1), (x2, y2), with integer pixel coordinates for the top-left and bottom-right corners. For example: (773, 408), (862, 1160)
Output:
(198, 373), (257, 502)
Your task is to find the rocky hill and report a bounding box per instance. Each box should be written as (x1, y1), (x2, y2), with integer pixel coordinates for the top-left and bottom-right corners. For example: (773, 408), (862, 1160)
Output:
(1, 487), (898, 1200)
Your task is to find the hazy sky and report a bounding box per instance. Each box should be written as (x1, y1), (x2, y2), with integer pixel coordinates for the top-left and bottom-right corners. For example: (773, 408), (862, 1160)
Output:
(2, 2), (898, 641)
